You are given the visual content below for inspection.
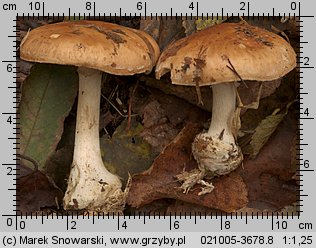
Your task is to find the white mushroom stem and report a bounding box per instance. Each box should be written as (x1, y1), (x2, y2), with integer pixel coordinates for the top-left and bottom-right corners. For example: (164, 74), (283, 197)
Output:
(192, 82), (243, 177)
(63, 67), (123, 212)
(208, 83), (236, 143)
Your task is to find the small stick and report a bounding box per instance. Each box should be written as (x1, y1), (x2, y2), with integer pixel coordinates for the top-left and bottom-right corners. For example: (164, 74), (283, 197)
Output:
(126, 80), (139, 132)
(195, 83), (204, 106)
(226, 58), (248, 88)
(16, 154), (39, 171)
(101, 93), (137, 118)
(20, 28), (30, 47)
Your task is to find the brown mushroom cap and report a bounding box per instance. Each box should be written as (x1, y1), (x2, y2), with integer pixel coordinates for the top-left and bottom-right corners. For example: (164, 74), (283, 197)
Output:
(156, 22), (296, 86)
(20, 20), (160, 75)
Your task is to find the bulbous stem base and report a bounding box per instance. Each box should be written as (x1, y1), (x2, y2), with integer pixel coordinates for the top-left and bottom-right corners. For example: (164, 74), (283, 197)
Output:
(177, 83), (243, 195)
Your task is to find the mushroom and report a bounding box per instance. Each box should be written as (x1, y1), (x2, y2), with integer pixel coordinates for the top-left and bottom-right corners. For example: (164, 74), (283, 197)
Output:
(156, 22), (296, 194)
(20, 20), (160, 212)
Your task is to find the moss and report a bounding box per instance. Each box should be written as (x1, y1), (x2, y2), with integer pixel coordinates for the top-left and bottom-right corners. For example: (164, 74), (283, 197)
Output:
(195, 18), (226, 31)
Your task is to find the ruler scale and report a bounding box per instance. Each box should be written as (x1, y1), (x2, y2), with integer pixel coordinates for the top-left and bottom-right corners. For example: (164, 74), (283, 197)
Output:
(1, 0), (315, 247)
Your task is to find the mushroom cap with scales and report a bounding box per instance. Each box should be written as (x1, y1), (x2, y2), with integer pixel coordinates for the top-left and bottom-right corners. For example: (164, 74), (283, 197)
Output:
(155, 22), (296, 194)
(156, 22), (296, 85)
(20, 20), (160, 75)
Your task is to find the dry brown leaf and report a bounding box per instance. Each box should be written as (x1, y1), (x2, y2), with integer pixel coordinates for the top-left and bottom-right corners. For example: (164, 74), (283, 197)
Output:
(17, 165), (63, 213)
(131, 86), (208, 153)
(139, 18), (160, 42)
(127, 123), (248, 212)
(140, 100), (180, 153)
(237, 79), (281, 109)
(140, 18), (186, 51)
(166, 200), (220, 215)
(182, 20), (196, 36)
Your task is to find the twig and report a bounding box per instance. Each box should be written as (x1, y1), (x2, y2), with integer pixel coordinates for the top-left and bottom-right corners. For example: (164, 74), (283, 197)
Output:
(16, 154), (39, 171)
(126, 80), (139, 132)
(193, 45), (207, 106)
(271, 25), (290, 43)
(226, 58), (248, 88)
(195, 83), (204, 106)
(101, 93), (138, 118)
(20, 28), (30, 47)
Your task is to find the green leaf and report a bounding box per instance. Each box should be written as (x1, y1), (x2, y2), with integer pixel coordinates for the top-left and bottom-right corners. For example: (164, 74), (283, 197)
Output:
(20, 64), (78, 170)
(100, 119), (156, 185)
(244, 102), (293, 159)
